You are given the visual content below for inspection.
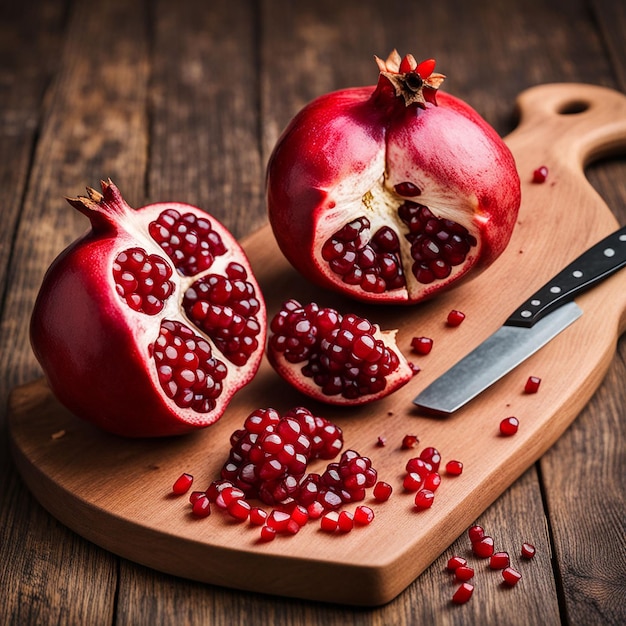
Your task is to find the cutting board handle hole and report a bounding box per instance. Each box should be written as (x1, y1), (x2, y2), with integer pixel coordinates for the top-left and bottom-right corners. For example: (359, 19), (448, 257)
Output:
(558, 99), (590, 115)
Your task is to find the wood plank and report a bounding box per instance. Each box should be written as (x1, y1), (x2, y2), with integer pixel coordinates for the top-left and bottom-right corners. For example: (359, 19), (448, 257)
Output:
(0, 0), (150, 623)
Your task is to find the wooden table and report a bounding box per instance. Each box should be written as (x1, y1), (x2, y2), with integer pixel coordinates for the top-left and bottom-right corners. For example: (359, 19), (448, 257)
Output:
(1, 1), (624, 624)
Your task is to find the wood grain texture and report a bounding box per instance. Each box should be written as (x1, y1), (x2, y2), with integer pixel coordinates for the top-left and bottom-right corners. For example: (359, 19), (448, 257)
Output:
(9, 83), (626, 607)
(1, 0), (625, 623)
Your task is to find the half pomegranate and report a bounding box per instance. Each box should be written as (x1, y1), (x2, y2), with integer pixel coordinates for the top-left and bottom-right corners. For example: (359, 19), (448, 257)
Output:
(266, 50), (521, 304)
(267, 299), (413, 404)
(30, 180), (266, 437)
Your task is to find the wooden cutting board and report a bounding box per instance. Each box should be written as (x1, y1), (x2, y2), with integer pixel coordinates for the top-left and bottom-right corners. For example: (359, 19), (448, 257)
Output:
(8, 83), (626, 606)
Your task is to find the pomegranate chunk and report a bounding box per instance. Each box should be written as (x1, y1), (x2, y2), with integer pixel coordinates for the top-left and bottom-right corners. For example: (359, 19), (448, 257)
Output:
(267, 300), (413, 405)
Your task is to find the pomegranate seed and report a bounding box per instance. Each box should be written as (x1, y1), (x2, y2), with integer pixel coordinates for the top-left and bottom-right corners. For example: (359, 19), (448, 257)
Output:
(532, 165), (548, 183)
(446, 460), (463, 476)
(373, 481), (393, 502)
(414, 489), (435, 510)
(337, 510), (354, 532)
(267, 510), (291, 533)
(249, 507), (268, 526)
(423, 472), (441, 492)
(394, 181), (421, 197)
(446, 309), (466, 326)
(354, 505), (375, 525)
(306, 501), (324, 519)
(320, 511), (339, 532)
(500, 416), (519, 436)
(468, 525), (484, 543)
(221, 486), (246, 506)
(502, 566), (522, 586)
(455, 565), (475, 581)
(227, 498), (251, 521)
(172, 472), (194, 495)
(521, 542), (536, 559)
(260, 525), (276, 542)
(490, 551), (510, 569)
(473, 536), (495, 558)
(401, 434), (419, 449)
(451, 582), (474, 604)
(419, 447), (441, 471)
(191, 495), (211, 518)
(406, 457), (432, 477)
(524, 376), (541, 393)
(284, 519), (301, 535)
(447, 556), (467, 571)
(403, 472), (424, 492)
(189, 490), (205, 504)
(410, 336), (433, 355)
(376, 436), (387, 447)
(290, 504), (309, 527)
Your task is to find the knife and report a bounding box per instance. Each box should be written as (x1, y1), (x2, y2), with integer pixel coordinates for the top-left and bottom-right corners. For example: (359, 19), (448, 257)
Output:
(413, 226), (626, 415)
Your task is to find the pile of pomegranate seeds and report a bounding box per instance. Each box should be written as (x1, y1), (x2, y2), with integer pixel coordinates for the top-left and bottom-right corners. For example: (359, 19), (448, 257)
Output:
(447, 524), (536, 604)
(410, 336), (433, 354)
(499, 416), (519, 436)
(446, 309), (466, 326)
(531, 165), (549, 183)
(524, 376), (541, 393)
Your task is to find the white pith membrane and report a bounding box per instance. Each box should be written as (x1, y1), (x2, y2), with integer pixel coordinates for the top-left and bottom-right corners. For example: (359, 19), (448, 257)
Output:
(96, 193), (265, 424)
(312, 149), (482, 302)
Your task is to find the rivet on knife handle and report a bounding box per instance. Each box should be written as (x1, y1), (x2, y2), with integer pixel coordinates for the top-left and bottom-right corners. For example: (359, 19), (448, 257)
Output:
(507, 226), (626, 328)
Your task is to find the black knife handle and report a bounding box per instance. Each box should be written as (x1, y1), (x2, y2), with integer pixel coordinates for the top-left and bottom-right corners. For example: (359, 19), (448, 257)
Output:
(506, 226), (626, 328)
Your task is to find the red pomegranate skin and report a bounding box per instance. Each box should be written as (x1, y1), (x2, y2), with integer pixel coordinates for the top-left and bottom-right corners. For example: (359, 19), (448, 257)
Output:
(30, 182), (266, 437)
(266, 52), (521, 304)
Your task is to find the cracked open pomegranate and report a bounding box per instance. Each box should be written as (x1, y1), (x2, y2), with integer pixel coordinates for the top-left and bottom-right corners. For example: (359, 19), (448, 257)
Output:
(267, 299), (413, 404)
(266, 50), (521, 303)
(30, 180), (266, 437)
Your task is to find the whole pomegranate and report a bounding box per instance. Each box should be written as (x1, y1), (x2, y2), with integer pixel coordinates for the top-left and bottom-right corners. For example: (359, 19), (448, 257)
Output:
(267, 299), (413, 405)
(30, 180), (266, 437)
(266, 51), (521, 304)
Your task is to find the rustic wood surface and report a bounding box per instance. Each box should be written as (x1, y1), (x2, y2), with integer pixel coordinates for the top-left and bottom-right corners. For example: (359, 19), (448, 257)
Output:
(1, 0), (624, 624)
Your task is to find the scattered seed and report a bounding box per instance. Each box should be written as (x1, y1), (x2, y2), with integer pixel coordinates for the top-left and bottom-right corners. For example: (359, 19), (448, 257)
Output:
(373, 481), (393, 502)
(468, 525), (485, 543)
(414, 489), (435, 510)
(172, 472), (194, 495)
(401, 434), (420, 449)
(489, 551), (510, 569)
(524, 376), (541, 393)
(500, 416), (519, 436)
(447, 556), (467, 571)
(473, 536), (495, 558)
(447, 310), (466, 326)
(452, 582), (474, 604)
(446, 460), (463, 476)
(532, 166), (548, 183)
(502, 566), (522, 586)
(521, 542), (536, 559)
(411, 336), (433, 354)
(455, 565), (475, 581)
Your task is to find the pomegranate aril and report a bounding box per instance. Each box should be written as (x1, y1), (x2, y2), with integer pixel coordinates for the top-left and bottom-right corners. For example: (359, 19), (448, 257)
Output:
(524, 376), (541, 393)
(320, 511), (340, 532)
(423, 472), (441, 492)
(337, 510), (354, 532)
(220, 486), (246, 506)
(419, 447), (441, 471)
(227, 498), (251, 521)
(403, 472), (424, 492)
(473, 536), (495, 558)
(532, 165), (548, 183)
(410, 336), (433, 355)
(191, 495), (211, 518)
(260, 525), (276, 542)
(354, 505), (375, 525)
(446, 309), (466, 326)
(401, 434), (419, 449)
(376, 436), (387, 447)
(373, 481), (393, 502)
(447, 556), (467, 571)
(307, 501), (325, 519)
(451, 582), (474, 604)
(499, 416), (519, 436)
(446, 460), (463, 476)
(406, 457), (432, 478)
(249, 507), (268, 526)
(455, 565), (474, 581)
(394, 181), (421, 197)
(290, 504), (309, 527)
(521, 542), (536, 559)
(468, 525), (484, 543)
(267, 510), (291, 533)
(172, 472), (194, 495)
(189, 490), (205, 504)
(414, 489), (435, 510)
(490, 551), (510, 569)
(502, 566), (522, 586)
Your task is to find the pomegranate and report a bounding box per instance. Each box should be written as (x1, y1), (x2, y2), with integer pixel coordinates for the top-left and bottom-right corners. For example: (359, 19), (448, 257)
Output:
(30, 180), (266, 437)
(266, 50), (521, 304)
(267, 299), (413, 404)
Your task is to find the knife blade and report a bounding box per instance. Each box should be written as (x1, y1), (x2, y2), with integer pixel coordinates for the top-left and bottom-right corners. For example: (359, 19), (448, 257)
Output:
(413, 226), (626, 415)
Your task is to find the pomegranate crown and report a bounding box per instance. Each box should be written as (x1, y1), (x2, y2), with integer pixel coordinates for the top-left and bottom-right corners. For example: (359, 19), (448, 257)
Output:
(375, 50), (445, 108)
